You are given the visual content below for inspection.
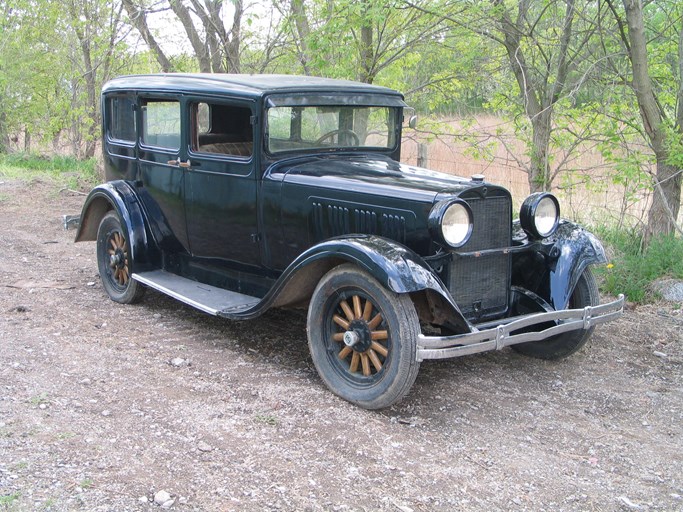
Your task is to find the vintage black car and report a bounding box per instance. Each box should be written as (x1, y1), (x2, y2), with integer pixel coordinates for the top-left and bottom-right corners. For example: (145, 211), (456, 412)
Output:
(75, 74), (623, 409)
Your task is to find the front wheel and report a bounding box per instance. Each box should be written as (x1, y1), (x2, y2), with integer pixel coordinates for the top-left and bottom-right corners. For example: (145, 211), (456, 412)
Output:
(96, 211), (146, 304)
(307, 264), (420, 409)
(512, 267), (599, 360)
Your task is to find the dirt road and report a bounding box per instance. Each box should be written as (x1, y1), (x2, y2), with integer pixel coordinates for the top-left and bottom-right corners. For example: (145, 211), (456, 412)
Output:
(1, 179), (681, 511)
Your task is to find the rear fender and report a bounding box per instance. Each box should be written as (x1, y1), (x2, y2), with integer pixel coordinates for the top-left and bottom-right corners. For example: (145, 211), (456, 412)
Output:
(266, 235), (470, 331)
(75, 181), (153, 268)
(548, 222), (607, 310)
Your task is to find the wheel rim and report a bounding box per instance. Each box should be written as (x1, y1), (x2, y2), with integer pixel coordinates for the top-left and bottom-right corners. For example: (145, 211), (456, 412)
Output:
(326, 290), (390, 382)
(106, 230), (130, 288)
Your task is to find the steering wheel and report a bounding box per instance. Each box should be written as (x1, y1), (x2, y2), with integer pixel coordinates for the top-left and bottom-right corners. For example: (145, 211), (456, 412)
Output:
(315, 129), (360, 146)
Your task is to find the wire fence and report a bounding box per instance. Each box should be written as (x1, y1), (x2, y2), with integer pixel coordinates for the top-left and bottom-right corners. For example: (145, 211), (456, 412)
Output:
(400, 132), (669, 230)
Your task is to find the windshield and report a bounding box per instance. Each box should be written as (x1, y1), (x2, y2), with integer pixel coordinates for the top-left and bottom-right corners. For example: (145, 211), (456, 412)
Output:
(266, 105), (398, 153)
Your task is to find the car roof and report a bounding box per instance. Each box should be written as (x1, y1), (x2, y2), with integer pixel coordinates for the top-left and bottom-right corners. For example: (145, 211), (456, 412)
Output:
(102, 73), (404, 100)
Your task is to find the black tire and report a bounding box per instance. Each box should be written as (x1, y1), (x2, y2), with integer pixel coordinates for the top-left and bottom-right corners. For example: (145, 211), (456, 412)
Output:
(307, 264), (420, 409)
(96, 211), (146, 304)
(512, 267), (599, 360)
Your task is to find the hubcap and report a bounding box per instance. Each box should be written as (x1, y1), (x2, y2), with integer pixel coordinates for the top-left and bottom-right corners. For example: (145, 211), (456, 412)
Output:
(331, 294), (389, 378)
(106, 231), (130, 286)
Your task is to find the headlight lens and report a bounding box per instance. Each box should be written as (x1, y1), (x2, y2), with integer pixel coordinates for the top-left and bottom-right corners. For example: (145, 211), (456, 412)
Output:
(429, 200), (473, 248)
(520, 192), (560, 238)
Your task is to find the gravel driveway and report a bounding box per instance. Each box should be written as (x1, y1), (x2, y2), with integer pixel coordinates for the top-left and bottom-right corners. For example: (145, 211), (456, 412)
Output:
(0, 179), (681, 511)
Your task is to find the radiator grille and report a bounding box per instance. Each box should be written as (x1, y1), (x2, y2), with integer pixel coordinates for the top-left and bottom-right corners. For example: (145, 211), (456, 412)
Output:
(449, 194), (512, 320)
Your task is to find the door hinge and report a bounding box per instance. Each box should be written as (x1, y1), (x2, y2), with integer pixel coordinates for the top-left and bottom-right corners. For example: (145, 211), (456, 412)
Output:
(251, 233), (261, 243)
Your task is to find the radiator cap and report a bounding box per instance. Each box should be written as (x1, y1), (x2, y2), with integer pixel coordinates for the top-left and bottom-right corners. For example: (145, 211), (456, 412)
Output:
(471, 174), (485, 183)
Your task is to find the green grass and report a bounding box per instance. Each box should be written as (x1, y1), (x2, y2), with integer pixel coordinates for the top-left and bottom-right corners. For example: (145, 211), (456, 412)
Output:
(0, 492), (21, 507)
(594, 226), (683, 303)
(0, 152), (100, 190)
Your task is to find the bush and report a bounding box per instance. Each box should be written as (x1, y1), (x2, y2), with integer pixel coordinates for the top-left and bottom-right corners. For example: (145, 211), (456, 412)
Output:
(0, 152), (100, 190)
(594, 225), (683, 303)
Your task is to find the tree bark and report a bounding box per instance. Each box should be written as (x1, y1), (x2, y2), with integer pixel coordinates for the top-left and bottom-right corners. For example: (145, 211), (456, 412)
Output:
(291, 0), (311, 74)
(122, 0), (173, 72)
(169, 0), (211, 72)
(622, 0), (682, 241)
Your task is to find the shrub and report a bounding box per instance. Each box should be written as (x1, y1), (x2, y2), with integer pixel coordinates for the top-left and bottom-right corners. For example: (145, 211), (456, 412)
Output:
(594, 225), (683, 303)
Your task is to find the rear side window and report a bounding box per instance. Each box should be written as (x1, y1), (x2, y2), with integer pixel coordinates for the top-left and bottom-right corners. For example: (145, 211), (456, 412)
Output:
(141, 100), (181, 149)
(108, 96), (136, 142)
(192, 102), (253, 158)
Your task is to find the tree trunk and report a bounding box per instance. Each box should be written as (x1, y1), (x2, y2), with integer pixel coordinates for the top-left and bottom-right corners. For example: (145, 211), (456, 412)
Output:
(122, 0), (173, 72)
(291, 0), (311, 74)
(24, 127), (31, 153)
(0, 109), (8, 154)
(622, 0), (682, 241)
(529, 108), (553, 192)
(169, 0), (211, 73)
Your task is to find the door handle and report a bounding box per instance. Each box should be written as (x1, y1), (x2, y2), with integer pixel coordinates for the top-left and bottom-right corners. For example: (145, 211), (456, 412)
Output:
(178, 160), (191, 168)
(167, 159), (178, 165)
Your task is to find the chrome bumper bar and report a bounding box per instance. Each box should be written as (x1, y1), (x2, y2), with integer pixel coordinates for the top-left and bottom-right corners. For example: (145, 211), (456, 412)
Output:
(416, 294), (625, 361)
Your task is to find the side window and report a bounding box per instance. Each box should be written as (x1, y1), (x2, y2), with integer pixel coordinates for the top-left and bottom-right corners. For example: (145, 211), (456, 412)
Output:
(192, 102), (253, 158)
(108, 96), (136, 142)
(141, 100), (181, 149)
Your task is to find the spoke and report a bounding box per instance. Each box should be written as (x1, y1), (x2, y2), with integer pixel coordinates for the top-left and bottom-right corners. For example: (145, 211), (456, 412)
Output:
(113, 268), (120, 284)
(333, 315), (350, 330)
(368, 313), (383, 330)
(350, 352), (360, 373)
(114, 233), (121, 247)
(371, 341), (388, 357)
(338, 346), (352, 360)
(332, 332), (345, 342)
(122, 239), (127, 252)
(122, 267), (129, 284)
(367, 349), (382, 372)
(352, 295), (362, 319)
(110, 238), (117, 251)
(108, 249), (115, 256)
(339, 299), (354, 322)
(362, 299), (373, 321)
(360, 353), (371, 376)
(371, 330), (388, 341)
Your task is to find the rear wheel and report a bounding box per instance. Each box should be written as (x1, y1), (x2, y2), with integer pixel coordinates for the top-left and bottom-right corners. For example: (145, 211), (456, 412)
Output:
(96, 211), (146, 304)
(512, 267), (599, 360)
(307, 264), (420, 409)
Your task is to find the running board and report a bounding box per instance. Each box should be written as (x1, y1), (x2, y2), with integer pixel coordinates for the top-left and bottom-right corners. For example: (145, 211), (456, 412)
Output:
(133, 270), (260, 316)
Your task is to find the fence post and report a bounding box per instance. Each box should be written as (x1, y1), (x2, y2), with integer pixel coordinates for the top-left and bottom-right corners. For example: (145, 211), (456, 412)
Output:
(417, 143), (428, 168)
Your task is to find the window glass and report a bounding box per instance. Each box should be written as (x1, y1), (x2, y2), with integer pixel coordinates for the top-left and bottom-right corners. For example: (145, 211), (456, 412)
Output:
(267, 105), (397, 153)
(193, 102), (253, 158)
(109, 96), (136, 142)
(141, 100), (181, 149)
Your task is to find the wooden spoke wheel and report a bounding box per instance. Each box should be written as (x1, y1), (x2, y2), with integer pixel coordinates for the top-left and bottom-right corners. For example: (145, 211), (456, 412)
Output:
(96, 211), (145, 304)
(307, 264), (420, 409)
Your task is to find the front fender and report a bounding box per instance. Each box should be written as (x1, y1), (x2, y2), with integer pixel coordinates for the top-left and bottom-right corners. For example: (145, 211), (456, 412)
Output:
(548, 221), (607, 310)
(75, 181), (153, 268)
(231, 235), (469, 330)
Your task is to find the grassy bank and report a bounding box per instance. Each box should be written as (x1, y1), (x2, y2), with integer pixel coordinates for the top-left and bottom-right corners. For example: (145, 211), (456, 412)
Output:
(594, 226), (683, 303)
(0, 152), (100, 190)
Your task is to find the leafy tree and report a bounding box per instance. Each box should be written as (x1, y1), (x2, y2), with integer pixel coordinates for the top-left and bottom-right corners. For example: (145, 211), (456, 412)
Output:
(602, 0), (682, 241)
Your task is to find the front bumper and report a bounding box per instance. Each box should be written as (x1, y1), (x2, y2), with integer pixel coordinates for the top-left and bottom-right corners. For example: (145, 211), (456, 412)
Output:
(416, 294), (625, 361)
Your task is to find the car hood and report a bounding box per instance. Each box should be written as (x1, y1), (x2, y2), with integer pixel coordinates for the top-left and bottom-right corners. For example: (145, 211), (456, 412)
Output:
(276, 154), (482, 203)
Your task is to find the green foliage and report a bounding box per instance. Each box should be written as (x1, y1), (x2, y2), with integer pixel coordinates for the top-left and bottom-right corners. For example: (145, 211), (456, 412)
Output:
(0, 153), (99, 190)
(0, 492), (21, 507)
(594, 226), (683, 303)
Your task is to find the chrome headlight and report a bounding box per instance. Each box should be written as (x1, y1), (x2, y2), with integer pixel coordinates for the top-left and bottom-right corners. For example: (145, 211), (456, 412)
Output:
(520, 192), (560, 239)
(429, 200), (473, 248)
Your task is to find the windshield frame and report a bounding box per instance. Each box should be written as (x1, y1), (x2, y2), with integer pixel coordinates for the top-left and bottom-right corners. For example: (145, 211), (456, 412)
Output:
(263, 93), (405, 156)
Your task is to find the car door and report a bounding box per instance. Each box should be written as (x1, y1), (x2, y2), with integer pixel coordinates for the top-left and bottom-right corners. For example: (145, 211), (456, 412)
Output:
(137, 95), (189, 252)
(184, 98), (260, 270)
